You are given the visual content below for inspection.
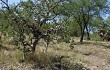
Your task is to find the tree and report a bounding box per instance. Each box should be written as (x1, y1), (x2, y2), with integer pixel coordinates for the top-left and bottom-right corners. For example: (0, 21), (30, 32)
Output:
(0, 0), (64, 52)
(62, 0), (109, 42)
(105, 16), (110, 30)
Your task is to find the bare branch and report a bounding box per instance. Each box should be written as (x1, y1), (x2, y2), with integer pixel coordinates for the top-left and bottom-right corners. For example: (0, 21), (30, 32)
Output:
(38, 0), (61, 26)
(0, 0), (10, 10)
(14, 3), (20, 10)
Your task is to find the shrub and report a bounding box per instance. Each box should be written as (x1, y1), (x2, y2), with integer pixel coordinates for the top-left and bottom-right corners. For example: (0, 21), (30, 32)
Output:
(15, 50), (90, 70)
(91, 33), (101, 41)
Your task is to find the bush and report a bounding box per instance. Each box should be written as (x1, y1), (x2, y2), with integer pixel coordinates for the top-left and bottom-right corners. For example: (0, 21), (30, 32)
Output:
(91, 33), (101, 41)
(23, 52), (51, 69)
(22, 51), (90, 70)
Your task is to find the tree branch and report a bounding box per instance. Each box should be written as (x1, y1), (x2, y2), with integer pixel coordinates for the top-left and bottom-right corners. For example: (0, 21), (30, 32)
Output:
(0, 0), (10, 10)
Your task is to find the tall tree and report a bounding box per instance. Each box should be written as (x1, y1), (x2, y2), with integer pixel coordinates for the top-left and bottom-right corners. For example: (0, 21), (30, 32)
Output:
(62, 0), (109, 42)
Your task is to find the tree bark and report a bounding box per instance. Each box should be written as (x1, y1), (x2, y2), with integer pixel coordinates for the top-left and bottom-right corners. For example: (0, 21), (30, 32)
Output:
(80, 28), (85, 42)
(31, 39), (39, 52)
(85, 25), (90, 40)
(80, 24), (86, 42)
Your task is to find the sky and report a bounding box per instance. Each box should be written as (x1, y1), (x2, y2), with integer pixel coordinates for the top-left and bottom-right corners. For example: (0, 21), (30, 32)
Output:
(8, 0), (20, 4)
(1, 0), (110, 20)
(8, 0), (27, 4)
(0, 0), (27, 8)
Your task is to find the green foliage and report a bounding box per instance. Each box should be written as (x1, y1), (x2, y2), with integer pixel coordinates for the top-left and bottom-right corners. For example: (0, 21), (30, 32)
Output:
(60, 0), (109, 42)
(0, 0), (110, 70)
(0, 0), (66, 52)
(91, 33), (101, 41)
(66, 19), (81, 37)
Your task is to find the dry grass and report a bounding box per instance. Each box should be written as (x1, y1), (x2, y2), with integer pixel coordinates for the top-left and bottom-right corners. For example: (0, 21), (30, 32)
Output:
(0, 38), (110, 70)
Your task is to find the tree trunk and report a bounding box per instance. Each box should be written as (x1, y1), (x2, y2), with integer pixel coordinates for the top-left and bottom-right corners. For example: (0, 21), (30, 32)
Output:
(80, 24), (86, 42)
(85, 25), (90, 40)
(31, 39), (39, 52)
(80, 29), (85, 42)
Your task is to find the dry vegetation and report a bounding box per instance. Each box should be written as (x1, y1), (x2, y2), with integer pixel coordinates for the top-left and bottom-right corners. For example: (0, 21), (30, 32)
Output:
(0, 38), (110, 70)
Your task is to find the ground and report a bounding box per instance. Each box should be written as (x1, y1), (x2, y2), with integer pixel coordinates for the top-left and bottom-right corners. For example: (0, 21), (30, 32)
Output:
(0, 38), (110, 70)
(47, 40), (110, 70)
(73, 41), (110, 70)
